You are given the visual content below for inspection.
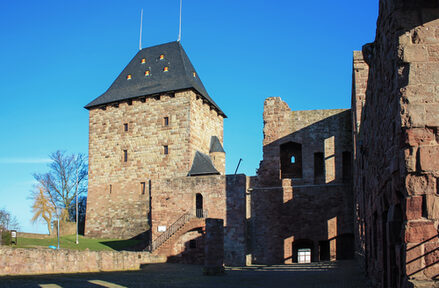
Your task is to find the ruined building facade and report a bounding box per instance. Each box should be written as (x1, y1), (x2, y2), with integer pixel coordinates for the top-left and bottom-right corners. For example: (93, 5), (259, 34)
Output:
(352, 1), (439, 287)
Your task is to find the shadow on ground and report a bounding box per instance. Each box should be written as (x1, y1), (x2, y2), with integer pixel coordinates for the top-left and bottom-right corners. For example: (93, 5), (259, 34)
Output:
(0, 260), (370, 288)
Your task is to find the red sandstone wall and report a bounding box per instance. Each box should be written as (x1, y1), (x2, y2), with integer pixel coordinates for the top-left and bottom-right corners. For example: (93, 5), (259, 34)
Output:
(253, 97), (354, 264)
(352, 2), (439, 287)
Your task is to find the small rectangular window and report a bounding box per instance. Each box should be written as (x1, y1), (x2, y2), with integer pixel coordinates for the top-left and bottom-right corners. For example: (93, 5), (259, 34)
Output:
(109, 184), (112, 194)
(141, 182), (146, 195)
(123, 150), (128, 162)
(164, 117), (169, 126)
(124, 123), (128, 132)
(164, 145), (168, 155)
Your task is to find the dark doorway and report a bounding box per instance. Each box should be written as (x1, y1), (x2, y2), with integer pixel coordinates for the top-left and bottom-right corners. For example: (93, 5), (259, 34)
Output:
(196, 193), (203, 218)
(342, 151), (352, 183)
(319, 240), (330, 261)
(314, 152), (324, 184)
(292, 239), (313, 263)
(280, 142), (303, 178)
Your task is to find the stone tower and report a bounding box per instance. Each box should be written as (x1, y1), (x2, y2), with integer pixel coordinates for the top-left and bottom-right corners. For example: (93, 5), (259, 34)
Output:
(84, 41), (226, 239)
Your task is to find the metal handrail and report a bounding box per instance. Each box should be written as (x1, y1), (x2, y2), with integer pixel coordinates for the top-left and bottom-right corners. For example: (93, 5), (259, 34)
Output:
(150, 212), (192, 251)
(149, 209), (209, 252)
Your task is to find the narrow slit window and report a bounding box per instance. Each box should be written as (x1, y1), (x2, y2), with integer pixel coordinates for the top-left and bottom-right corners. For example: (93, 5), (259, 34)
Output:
(144, 70), (150, 77)
(123, 150), (128, 162)
(141, 58), (146, 64)
(163, 66), (169, 72)
(109, 184), (112, 194)
(164, 145), (169, 155)
(124, 123), (128, 132)
(140, 182), (146, 195)
(126, 74), (132, 80)
(159, 54), (165, 60)
(193, 72), (197, 78)
(164, 117), (169, 126)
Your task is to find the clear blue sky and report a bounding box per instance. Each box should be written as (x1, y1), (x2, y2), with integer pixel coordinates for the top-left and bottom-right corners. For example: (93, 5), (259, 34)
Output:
(0, 0), (378, 233)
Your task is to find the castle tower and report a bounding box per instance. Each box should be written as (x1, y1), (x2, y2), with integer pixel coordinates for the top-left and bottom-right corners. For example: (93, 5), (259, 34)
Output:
(84, 41), (226, 239)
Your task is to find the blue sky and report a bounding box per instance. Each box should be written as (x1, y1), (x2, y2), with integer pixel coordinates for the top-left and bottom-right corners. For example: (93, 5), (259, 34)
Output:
(0, 0), (378, 233)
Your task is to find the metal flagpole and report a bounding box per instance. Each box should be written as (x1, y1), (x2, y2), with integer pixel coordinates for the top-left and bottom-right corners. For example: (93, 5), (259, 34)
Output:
(177, 0), (182, 42)
(139, 9), (143, 50)
(75, 158), (79, 245)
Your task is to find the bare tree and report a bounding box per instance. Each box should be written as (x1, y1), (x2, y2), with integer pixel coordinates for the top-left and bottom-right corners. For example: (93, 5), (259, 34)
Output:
(33, 151), (87, 221)
(0, 208), (20, 231)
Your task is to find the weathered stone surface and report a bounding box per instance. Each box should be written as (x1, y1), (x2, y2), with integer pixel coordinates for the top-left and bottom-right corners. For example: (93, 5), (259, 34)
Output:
(425, 194), (439, 219)
(204, 218), (224, 275)
(405, 221), (437, 244)
(419, 146), (439, 173)
(0, 247), (166, 276)
(352, 2), (439, 287)
(406, 196), (423, 220)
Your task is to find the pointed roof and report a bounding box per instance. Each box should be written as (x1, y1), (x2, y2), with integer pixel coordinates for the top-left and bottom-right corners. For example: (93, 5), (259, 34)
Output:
(85, 41), (225, 117)
(209, 136), (225, 153)
(187, 151), (220, 176)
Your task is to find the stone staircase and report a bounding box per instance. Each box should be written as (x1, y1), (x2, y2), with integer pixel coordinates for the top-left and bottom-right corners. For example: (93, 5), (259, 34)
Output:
(148, 210), (207, 255)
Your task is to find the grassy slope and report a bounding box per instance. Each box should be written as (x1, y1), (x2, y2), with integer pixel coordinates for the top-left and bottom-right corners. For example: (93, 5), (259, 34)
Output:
(14, 235), (141, 251)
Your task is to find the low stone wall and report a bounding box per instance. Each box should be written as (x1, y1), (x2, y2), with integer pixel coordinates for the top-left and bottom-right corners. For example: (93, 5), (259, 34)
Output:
(0, 247), (166, 276)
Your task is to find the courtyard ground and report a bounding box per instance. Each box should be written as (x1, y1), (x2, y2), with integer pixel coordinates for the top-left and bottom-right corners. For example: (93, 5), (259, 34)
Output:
(0, 260), (370, 288)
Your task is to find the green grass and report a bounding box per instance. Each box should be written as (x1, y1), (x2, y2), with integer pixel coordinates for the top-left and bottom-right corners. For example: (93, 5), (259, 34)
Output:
(13, 234), (142, 251)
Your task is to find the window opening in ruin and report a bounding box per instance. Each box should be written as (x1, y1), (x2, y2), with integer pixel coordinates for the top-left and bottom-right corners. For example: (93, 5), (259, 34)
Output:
(292, 239), (313, 263)
(163, 66), (169, 72)
(193, 72), (196, 78)
(141, 58), (146, 64)
(314, 152), (324, 184)
(141, 182), (145, 195)
(164, 145), (169, 155)
(319, 240), (330, 261)
(280, 142), (303, 178)
(189, 239), (197, 249)
(196, 193), (203, 218)
(144, 70), (150, 77)
(164, 117), (169, 126)
(342, 151), (352, 183)
(109, 184), (112, 194)
(124, 123), (128, 132)
(297, 248), (311, 263)
(126, 74), (132, 80)
(123, 150), (128, 162)
(159, 54), (164, 60)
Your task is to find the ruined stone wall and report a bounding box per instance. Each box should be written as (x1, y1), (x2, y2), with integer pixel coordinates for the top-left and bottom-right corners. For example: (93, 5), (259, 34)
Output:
(224, 174), (249, 266)
(352, 1), (439, 287)
(251, 184), (353, 264)
(252, 97), (354, 264)
(0, 247), (166, 276)
(258, 97), (352, 186)
(85, 89), (224, 239)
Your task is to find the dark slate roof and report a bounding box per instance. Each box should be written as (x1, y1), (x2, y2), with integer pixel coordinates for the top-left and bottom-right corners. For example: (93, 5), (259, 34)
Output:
(187, 151), (220, 176)
(85, 41), (225, 117)
(209, 136), (225, 153)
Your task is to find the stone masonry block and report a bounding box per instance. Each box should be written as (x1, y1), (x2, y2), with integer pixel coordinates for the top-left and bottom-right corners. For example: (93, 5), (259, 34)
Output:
(406, 174), (436, 196)
(405, 221), (438, 243)
(406, 196), (423, 220)
(403, 45), (429, 63)
(426, 194), (439, 220)
(405, 128), (436, 146)
(419, 146), (439, 173)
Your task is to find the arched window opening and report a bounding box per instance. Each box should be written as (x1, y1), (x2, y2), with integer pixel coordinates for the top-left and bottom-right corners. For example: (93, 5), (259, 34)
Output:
(196, 193), (203, 218)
